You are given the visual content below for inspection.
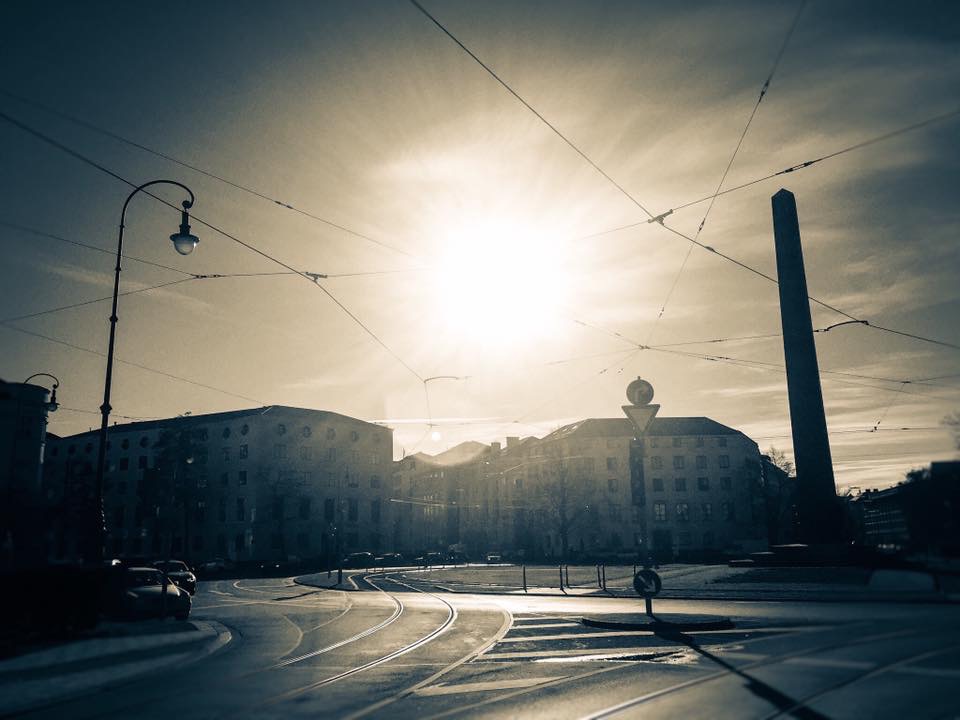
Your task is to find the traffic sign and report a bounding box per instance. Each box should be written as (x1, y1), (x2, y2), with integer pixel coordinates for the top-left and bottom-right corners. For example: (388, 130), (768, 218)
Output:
(633, 569), (662, 598)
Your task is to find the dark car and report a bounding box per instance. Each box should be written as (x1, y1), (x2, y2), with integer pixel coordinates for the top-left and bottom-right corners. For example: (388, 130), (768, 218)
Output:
(423, 552), (444, 566)
(153, 560), (197, 594)
(118, 567), (191, 620)
(381, 553), (405, 567)
(342, 552), (375, 568)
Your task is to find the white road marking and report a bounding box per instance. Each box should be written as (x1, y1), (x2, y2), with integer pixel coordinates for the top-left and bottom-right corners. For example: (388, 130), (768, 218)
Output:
(482, 646), (682, 660)
(784, 656), (875, 670)
(415, 677), (561, 697)
(509, 622), (580, 629)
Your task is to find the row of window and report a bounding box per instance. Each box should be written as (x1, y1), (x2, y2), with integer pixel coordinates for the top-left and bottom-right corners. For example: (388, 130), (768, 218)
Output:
(649, 436), (729, 449)
(652, 501), (735, 522)
(112, 497), (383, 526)
(651, 476), (733, 492)
(649, 454), (731, 470)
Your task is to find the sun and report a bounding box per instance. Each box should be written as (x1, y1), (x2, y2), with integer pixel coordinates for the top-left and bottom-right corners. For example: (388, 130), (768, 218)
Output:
(430, 216), (572, 350)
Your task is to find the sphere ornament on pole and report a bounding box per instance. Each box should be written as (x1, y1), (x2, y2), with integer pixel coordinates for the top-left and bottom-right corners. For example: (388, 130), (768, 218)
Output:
(170, 199), (199, 255)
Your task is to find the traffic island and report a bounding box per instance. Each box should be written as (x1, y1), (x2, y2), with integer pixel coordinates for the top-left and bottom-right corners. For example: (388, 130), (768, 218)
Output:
(581, 614), (734, 632)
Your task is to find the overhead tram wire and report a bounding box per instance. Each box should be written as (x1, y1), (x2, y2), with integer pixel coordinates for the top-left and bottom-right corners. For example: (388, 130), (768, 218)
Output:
(0, 89), (418, 261)
(583, 106), (960, 240)
(407, 0), (655, 219)
(0, 322), (266, 406)
(646, 0), (806, 342)
(0, 108), (428, 387)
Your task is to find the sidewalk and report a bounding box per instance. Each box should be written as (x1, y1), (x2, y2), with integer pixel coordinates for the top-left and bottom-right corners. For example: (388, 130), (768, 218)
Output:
(0, 619), (231, 716)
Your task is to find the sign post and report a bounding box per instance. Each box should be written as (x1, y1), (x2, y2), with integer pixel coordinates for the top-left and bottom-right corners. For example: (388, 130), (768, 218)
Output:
(633, 568), (662, 616)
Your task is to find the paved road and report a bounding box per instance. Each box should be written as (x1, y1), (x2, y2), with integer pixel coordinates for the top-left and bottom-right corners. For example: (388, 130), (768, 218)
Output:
(15, 572), (960, 719)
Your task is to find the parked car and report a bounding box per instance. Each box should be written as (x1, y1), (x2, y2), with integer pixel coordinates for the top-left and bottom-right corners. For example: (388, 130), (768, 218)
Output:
(199, 557), (235, 575)
(424, 552), (444, 566)
(153, 560), (197, 594)
(485, 552), (502, 563)
(116, 567), (191, 620)
(342, 552), (375, 569)
(381, 553), (405, 567)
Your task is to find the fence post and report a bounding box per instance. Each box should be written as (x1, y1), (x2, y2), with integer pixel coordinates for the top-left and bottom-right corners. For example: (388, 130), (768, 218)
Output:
(559, 564), (564, 592)
(522, 565), (527, 593)
(602, 564), (607, 590)
(565, 564), (570, 587)
(596, 564), (602, 588)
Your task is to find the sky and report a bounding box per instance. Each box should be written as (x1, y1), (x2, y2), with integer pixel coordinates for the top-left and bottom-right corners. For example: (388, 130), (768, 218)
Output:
(1, 0), (957, 490)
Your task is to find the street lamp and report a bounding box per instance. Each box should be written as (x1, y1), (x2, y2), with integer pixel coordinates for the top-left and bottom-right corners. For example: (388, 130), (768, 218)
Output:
(91, 180), (198, 564)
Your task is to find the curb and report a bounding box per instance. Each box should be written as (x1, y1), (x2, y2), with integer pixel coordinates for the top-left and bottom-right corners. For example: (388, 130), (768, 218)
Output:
(582, 615), (735, 632)
(0, 620), (232, 717)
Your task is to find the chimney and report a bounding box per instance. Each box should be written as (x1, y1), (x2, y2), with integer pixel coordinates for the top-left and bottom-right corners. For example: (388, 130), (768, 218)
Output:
(506, 436), (520, 448)
(490, 441), (502, 452)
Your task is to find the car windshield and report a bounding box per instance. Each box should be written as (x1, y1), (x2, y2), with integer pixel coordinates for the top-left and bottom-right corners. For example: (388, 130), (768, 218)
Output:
(156, 561), (188, 572)
(126, 570), (164, 587)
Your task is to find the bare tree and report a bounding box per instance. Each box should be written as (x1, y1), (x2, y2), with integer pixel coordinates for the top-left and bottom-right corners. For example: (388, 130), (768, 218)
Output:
(765, 446), (795, 476)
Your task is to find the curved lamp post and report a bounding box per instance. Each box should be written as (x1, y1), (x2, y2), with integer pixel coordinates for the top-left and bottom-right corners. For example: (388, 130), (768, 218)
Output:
(91, 180), (198, 564)
(23, 373), (60, 412)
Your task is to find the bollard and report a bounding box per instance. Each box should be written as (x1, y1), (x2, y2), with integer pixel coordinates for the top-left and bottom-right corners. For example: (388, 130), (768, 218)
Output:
(559, 565), (564, 592)
(565, 564), (570, 587)
(522, 565), (527, 593)
(596, 564), (602, 588)
(338, 567), (343, 585)
(602, 564), (607, 590)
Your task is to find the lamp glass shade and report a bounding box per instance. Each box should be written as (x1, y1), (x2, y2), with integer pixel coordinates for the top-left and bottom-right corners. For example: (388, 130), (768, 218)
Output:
(170, 231), (199, 256)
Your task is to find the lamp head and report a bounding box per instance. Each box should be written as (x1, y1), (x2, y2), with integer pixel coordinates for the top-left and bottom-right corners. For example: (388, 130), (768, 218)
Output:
(170, 206), (199, 256)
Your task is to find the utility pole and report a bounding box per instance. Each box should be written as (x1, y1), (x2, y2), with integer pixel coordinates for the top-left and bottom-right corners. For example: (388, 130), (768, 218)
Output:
(771, 189), (841, 544)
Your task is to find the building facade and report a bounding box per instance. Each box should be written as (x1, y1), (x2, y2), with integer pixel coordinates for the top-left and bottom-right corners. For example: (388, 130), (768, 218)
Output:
(393, 415), (766, 562)
(42, 406), (393, 565)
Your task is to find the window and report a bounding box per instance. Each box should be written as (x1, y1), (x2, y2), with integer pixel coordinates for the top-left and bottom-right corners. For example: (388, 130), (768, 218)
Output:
(239, 444), (248, 459)
(650, 456), (663, 470)
(326, 471), (335, 487)
(347, 472), (358, 488)
(299, 498), (311, 520)
(370, 475), (381, 489)
(196, 501), (206, 522)
(720, 476), (732, 490)
(218, 499), (226, 522)
(302, 426), (312, 438)
(326, 428), (336, 440)
(654, 503), (667, 521)
(649, 437), (659, 448)
(702, 502), (713, 521)
(350, 431), (359, 442)
(674, 477), (687, 491)
(119, 457), (129, 471)
(652, 477), (664, 492)
(236, 498), (246, 521)
(696, 455), (707, 470)
(672, 437), (682, 448)
(371, 453), (380, 465)
(719, 455), (730, 468)
(139, 436), (149, 448)
(136, 455), (147, 469)
(718, 437), (728, 447)
(299, 446), (312, 461)
(324, 498), (335, 522)
(676, 503), (690, 522)
(696, 436), (704, 447)
(222, 447), (231, 462)
(277, 423), (287, 436)
(194, 428), (209, 441)
(607, 478), (618, 492)
(121, 438), (130, 450)
(327, 447), (337, 462)
(371, 500), (381, 523)
(697, 477), (710, 491)
(606, 457), (618, 471)
(274, 444), (287, 460)
(241, 424), (249, 436)
(195, 448), (208, 465)
(673, 456), (684, 470)
(221, 472), (229, 487)
(196, 476), (208, 489)
(347, 498), (358, 522)
(238, 470), (248, 486)
(222, 427), (231, 439)
(722, 502), (734, 520)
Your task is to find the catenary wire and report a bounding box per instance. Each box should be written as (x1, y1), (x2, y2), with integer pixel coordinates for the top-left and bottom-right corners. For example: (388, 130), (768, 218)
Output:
(0, 107), (427, 385)
(0, 89), (418, 261)
(0, 322), (266, 405)
(647, 0), (806, 341)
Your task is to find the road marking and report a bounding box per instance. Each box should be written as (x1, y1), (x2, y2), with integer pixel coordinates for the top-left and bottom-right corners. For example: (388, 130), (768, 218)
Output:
(415, 677), (561, 697)
(784, 656), (875, 670)
(483, 646), (684, 660)
(510, 622), (580, 629)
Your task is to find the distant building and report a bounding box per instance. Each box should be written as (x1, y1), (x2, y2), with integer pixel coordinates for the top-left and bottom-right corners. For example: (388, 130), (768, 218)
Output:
(1, 379), (57, 569)
(393, 412), (766, 562)
(42, 406), (392, 565)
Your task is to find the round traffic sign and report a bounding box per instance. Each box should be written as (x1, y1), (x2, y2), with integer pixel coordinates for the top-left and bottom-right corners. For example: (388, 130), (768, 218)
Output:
(633, 569), (662, 598)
